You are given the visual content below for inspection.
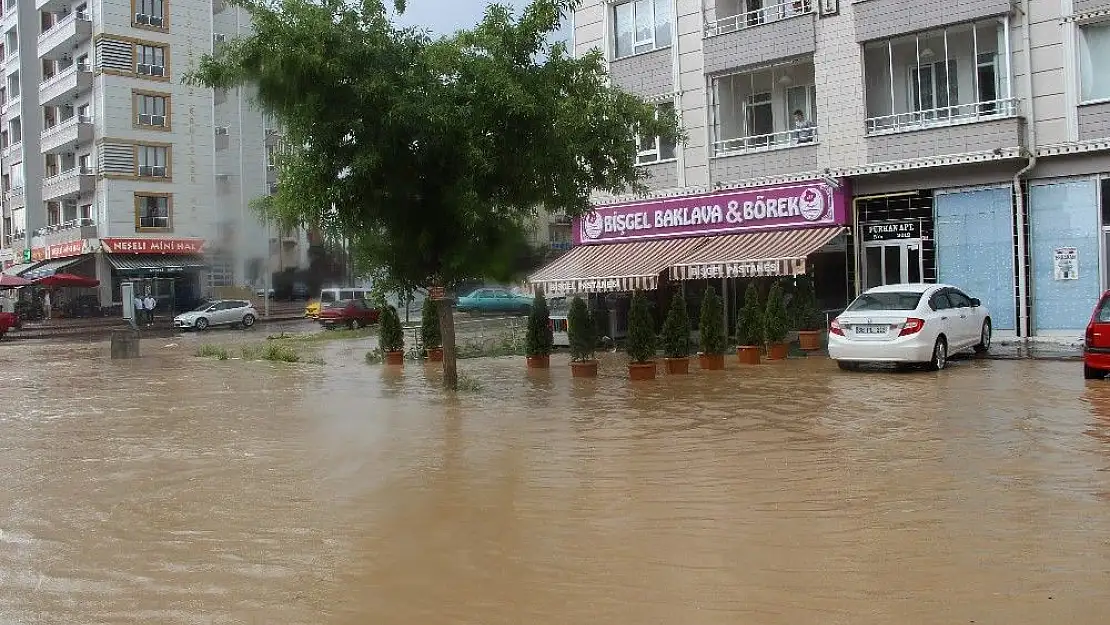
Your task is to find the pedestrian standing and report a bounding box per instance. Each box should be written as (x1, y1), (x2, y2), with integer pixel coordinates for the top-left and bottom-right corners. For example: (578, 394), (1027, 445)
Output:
(133, 294), (144, 325)
(143, 294), (157, 326)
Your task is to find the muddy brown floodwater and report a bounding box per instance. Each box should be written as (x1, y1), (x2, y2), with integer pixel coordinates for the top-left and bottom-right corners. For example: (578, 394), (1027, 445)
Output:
(2, 338), (1110, 624)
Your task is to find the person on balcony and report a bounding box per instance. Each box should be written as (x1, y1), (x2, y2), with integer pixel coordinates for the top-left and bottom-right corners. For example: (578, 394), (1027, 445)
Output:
(792, 109), (817, 143)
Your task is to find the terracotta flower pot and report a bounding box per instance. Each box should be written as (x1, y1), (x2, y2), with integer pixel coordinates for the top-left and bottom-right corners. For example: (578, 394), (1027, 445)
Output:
(766, 343), (788, 360)
(385, 350), (405, 366)
(797, 330), (822, 351)
(570, 360), (598, 378)
(427, 347), (444, 362)
(628, 361), (657, 381)
(736, 345), (761, 365)
(664, 357), (690, 375)
(526, 355), (550, 369)
(698, 353), (725, 370)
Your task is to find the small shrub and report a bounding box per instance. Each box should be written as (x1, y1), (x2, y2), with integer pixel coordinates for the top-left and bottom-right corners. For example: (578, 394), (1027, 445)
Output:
(698, 286), (726, 355)
(457, 332), (526, 359)
(420, 298), (441, 349)
(196, 344), (229, 360)
(626, 290), (656, 364)
(736, 283), (764, 346)
(763, 281), (790, 344)
(525, 290), (554, 358)
(790, 275), (823, 331)
(378, 305), (404, 352)
(365, 349), (384, 365)
(456, 375), (483, 393)
(661, 292), (689, 359)
(567, 296), (596, 362)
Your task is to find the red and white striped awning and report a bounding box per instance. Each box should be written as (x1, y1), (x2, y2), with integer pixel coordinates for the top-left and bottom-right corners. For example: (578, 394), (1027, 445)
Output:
(529, 237), (705, 295)
(669, 226), (845, 281)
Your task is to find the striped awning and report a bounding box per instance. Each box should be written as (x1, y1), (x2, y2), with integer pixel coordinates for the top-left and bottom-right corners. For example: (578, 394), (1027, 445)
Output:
(107, 254), (208, 273)
(21, 256), (85, 280)
(529, 237), (706, 295)
(669, 226), (845, 280)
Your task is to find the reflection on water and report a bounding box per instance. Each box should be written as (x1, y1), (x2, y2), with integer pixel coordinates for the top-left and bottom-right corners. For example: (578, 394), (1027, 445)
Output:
(2, 339), (1109, 624)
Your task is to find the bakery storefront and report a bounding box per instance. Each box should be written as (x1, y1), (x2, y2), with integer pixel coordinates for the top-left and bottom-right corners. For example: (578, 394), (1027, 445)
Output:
(529, 179), (852, 333)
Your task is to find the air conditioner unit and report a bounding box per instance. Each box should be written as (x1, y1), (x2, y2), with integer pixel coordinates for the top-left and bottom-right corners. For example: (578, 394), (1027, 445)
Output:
(150, 114), (166, 126)
(213, 33), (228, 43)
(137, 113), (151, 125)
(149, 15), (164, 28)
(214, 126), (229, 136)
(135, 13), (150, 25)
(137, 64), (151, 75)
(151, 165), (166, 177)
(150, 65), (165, 77)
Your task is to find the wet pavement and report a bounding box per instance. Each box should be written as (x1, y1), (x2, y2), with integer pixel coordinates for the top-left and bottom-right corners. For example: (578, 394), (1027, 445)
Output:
(2, 340), (1109, 624)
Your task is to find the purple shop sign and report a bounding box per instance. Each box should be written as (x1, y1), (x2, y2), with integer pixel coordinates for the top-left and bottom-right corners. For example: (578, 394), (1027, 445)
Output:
(574, 179), (850, 245)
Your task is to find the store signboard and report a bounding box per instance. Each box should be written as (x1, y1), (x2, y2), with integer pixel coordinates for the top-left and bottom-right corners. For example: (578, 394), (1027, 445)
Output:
(863, 220), (920, 242)
(101, 237), (205, 254)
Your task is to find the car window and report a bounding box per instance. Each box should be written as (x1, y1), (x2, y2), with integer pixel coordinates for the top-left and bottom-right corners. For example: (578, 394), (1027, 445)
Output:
(846, 292), (925, 312)
(1096, 296), (1110, 322)
(948, 290), (973, 308)
(320, 291), (337, 303)
(354, 299), (368, 309)
(929, 291), (952, 311)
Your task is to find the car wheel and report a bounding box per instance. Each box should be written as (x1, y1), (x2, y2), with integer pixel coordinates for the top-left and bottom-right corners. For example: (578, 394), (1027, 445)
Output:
(194, 317), (209, 331)
(347, 319), (357, 330)
(1084, 365), (1105, 380)
(836, 361), (857, 371)
(974, 319), (992, 353)
(242, 314), (256, 329)
(928, 336), (948, 371)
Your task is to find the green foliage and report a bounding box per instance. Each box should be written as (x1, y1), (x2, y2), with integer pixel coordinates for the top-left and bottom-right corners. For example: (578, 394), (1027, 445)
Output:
(378, 305), (405, 352)
(420, 297), (441, 348)
(661, 292), (690, 358)
(626, 290), (656, 364)
(240, 343), (303, 363)
(525, 290), (554, 357)
(735, 282), (764, 346)
(196, 345), (229, 360)
(789, 275), (823, 331)
(457, 332), (526, 359)
(365, 349), (384, 365)
(567, 296), (596, 362)
(763, 281), (790, 344)
(698, 287), (726, 355)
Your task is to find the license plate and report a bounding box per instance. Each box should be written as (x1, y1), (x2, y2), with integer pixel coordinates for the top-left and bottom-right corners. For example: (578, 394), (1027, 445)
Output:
(854, 324), (887, 335)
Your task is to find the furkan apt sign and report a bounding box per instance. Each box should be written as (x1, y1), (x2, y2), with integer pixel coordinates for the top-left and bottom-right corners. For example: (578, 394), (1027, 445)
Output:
(574, 179), (849, 245)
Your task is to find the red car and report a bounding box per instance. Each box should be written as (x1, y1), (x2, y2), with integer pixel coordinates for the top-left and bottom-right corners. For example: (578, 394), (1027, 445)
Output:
(318, 298), (380, 329)
(0, 311), (19, 339)
(1084, 290), (1110, 379)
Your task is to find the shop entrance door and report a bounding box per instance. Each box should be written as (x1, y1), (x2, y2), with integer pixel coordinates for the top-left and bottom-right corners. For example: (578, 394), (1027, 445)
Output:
(863, 240), (924, 289)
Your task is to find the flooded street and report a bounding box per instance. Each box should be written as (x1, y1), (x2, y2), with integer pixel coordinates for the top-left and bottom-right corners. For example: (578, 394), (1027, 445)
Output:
(2, 338), (1109, 624)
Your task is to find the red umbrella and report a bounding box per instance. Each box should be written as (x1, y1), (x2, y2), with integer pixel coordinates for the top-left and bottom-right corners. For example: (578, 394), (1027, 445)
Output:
(34, 273), (100, 288)
(0, 274), (32, 287)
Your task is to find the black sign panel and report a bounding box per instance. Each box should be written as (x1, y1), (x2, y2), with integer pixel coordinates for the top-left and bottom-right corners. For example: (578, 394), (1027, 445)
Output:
(863, 220), (920, 242)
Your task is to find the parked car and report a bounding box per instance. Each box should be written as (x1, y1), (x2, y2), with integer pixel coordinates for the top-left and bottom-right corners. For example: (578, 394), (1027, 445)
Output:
(1083, 290), (1110, 379)
(174, 299), (258, 331)
(318, 298), (380, 329)
(304, 287), (373, 319)
(0, 311), (20, 339)
(456, 287), (532, 315)
(828, 283), (991, 371)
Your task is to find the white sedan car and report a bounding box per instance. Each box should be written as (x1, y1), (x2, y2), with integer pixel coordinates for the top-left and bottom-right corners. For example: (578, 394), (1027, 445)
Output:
(828, 283), (991, 371)
(174, 299), (258, 331)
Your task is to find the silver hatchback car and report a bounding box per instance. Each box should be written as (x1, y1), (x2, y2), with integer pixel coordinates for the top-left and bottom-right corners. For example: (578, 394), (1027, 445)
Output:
(174, 299), (259, 331)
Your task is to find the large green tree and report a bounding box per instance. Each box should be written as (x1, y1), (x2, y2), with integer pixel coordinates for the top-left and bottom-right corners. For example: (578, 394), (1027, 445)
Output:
(187, 0), (681, 388)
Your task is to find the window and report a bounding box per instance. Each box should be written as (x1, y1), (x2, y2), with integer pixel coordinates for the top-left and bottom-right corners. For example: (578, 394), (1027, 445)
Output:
(135, 44), (167, 76)
(135, 93), (168, 127)
(635, 101), (677, 165)
(80, 203), (92, 221)
(137, 145), (169, 177)
(135, 0), (166, 28)
(47, 203), (61, 227)
(910, 59), (958, 115)
(712, 61), (818, 154)
(1079, 21), (1110, 103)
(613, 0), (672, 59)
(8, 116), (20, 144)
(135, 193), (170, 229)
(9, 162), (22, 189)
(847, 291), (926, 311)
(78, 154), (91, 173)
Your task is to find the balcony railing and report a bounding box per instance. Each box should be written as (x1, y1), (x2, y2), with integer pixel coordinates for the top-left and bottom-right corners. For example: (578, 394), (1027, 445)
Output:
(713, 126), (819, 157)
(705, 0), (813, 37)
(39, 10), (90, 41)
(864, 98), (1019, 135)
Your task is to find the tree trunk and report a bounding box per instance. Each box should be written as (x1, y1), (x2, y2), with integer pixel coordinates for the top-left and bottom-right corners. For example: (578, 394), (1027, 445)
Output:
(437, 297), (458, 390)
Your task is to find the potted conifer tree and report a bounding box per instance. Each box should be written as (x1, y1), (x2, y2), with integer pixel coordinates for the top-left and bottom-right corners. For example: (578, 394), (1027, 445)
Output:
(379, 305), (405, 365)
(735, 282), (763, 365)
(792, 276), (823, 351)
(525, 290), (554, 369)
(567, 296), (598, 378)
(763, 281), (790, 360)
(420, 297), (443, 362)
(626, 290), (657, 380)
(698, 286), (726, 370)
(661, 292), (690, 375)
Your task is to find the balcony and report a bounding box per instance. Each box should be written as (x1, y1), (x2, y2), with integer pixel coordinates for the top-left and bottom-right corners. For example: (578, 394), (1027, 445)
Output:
(42, 167), (95, 202)
(704, 0), (816, 74)
(4, 186), (25, 210)
(41, 115), (94, 154)
(854, 0), (1012, 43)
(863, 18), (1017, 139)
(36, 0), (67, 10)
(710, 59), (819, 158)
(38, 218), (98, 248)
(2, 141), (22, 161)
(38, 11), (92, 60)
(39, 62), (93, 107)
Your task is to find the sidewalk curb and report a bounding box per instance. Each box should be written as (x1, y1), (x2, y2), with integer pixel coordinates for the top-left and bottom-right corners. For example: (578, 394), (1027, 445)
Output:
(3, 314), (309, 342)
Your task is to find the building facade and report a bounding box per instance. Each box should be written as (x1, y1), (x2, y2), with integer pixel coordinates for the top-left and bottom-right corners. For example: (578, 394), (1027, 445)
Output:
(0, 0), (307, 309)
(536, 0), (1110, 337)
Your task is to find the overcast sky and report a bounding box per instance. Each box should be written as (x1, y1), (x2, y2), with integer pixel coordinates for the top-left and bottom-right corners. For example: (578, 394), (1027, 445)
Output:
(392, 0), (570, 42)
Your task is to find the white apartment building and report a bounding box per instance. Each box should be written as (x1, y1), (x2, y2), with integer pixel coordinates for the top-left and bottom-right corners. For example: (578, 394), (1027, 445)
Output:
(530, 0), (1110, 336)
(0, 0), (306, 309)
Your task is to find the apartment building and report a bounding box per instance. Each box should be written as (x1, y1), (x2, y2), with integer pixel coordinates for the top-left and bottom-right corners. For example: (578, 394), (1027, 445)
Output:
(530, 0), (1110, 337)
(0, 0), (307, 309)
